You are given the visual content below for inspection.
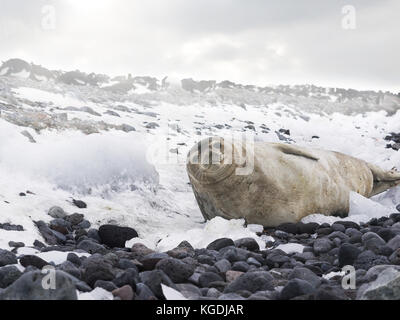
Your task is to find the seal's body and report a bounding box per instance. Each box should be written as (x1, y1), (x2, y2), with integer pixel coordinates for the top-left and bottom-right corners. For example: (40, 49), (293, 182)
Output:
(187, 137), (400, 227)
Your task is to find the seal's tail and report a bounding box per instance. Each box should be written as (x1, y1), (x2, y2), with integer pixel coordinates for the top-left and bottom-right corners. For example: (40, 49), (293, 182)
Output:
(368, 163), (400, 196)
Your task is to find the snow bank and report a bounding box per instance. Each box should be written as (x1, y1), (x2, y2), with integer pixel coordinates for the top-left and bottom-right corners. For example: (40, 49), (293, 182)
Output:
(0, 125), (159, 195)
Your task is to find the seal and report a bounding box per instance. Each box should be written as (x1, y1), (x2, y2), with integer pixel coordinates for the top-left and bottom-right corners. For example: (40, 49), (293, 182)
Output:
(187, 136), (400, 227)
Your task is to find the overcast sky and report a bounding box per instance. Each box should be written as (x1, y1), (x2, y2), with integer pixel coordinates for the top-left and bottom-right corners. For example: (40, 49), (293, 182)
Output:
(0, 0), (398, 92)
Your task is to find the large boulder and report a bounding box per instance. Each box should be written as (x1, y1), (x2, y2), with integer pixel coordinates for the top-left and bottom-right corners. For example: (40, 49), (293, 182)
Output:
(98, 225), (138, 248)
(0, 271), (77, 300)
(358, 267), (400, 300)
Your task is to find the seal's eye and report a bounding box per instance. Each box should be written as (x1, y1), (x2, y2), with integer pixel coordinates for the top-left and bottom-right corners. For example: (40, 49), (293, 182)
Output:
(190, 153), (199, 164)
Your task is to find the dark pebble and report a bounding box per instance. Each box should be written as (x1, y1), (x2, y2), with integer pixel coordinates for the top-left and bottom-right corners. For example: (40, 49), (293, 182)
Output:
(113, 268), (139, 291)
(72, 199), (87, 209)
(280, 279), (315, 300)
(199, 272), (224, 288)
(139, 270), (177, 299)
(87, 229), (101, 242)
(0, 249), (18, 267)
(94, 280), (118, 292)
(197, 255), (215, 266)
(224, 271), (274, 293)
(378, 228), (397, 242)
(155, 258), (195, 283)
(276, 223), (298, 234)
(289, 267), (321, 288)
(214, 259), (231, 273)
(298, 222), (319, 234)
(19, 255), (48, 269)
(0, 265), (23, 289)
(206, 238), (235, 251)
(67, 253), (82, 266)
(64, 213), (84, 226)
(57, 261), (81, 279)
(232, 261), (250, 272)
(135, 283), (157, 300)
(8, 241), (24, 248)
(77, 240), (107, 255)
(338, 243), (361, 267)
(81, 254), (115, 286)
(234, 238), (260, 251)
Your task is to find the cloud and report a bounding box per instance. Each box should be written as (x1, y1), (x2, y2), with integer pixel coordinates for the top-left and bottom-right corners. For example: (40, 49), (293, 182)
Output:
(0, 0), (398, 92)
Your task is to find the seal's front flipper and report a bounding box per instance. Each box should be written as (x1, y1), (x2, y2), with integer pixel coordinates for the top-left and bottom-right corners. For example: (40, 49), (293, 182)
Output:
(368, 163), (400, 196)
(276, 144), (319, 161)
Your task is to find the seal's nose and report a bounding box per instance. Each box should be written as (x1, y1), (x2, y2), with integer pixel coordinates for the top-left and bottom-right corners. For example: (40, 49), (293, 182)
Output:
(187, 137), (237, 185)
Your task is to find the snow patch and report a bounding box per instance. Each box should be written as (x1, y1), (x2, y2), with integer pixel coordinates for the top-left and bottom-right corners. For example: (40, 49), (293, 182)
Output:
(323, 271), (345, 280)
(275, 243), (304, 254)
(11, 69), (30, 79)
(16, 247), (90, 265)
(13, 87), (84, 107)
(155, 217), (265, 252)
(161, 284), (188, 300)
(78, 287), (114, 300)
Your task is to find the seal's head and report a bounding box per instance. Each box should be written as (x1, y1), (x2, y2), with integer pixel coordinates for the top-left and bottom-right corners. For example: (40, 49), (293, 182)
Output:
(187, 137), (239, 185)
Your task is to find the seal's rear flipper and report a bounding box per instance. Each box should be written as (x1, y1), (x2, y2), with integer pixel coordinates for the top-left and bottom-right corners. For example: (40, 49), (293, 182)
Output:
(368, 163), (400, 196)
(276, 144), (319, 161)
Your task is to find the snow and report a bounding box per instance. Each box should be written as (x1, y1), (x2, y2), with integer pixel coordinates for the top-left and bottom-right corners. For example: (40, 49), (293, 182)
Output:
(37, 251), (90, 265)
(302, 192), (396, 225)
(16, 247), (90, 265)
(13, 87), (85, 108)
(161, 284), (188, 300)
(11, 69), (30, 79)
(275, 243), (304, 254)
(323, 271), (345, 280)
(144, 217), (266, 252)
(0, 129), (159, 194)
(129, 83), (151, 94)
(78, 287), (114, 300)
(0, 67), (8, 76)
(247, 224), (264, 234)
(34, 75), (49, 82)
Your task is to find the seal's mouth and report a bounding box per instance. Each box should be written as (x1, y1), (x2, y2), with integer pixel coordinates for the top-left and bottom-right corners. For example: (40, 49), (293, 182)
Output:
(187, 137), (238, 185)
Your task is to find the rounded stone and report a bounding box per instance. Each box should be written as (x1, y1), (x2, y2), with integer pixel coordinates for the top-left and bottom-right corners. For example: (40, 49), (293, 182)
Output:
(206, 238), (235, 251)
(198, 272), (224, 288)
(280, 279), (315, 300)
(98, 225), (138, 248)
(338, 243), (361, 267)
(224, 271), (274, 293)
(112, 285), (134, 300)
(313, 238), (333, 254)
(0, 249), (18, 267)
(155, 258), (195, 283)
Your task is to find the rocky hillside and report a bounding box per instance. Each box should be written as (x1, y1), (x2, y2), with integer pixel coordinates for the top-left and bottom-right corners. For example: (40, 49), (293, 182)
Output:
(1, 58), (399, 115)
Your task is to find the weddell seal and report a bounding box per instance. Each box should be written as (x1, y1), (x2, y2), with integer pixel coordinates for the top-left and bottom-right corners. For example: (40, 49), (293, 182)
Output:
(186, 136), (400, 227)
